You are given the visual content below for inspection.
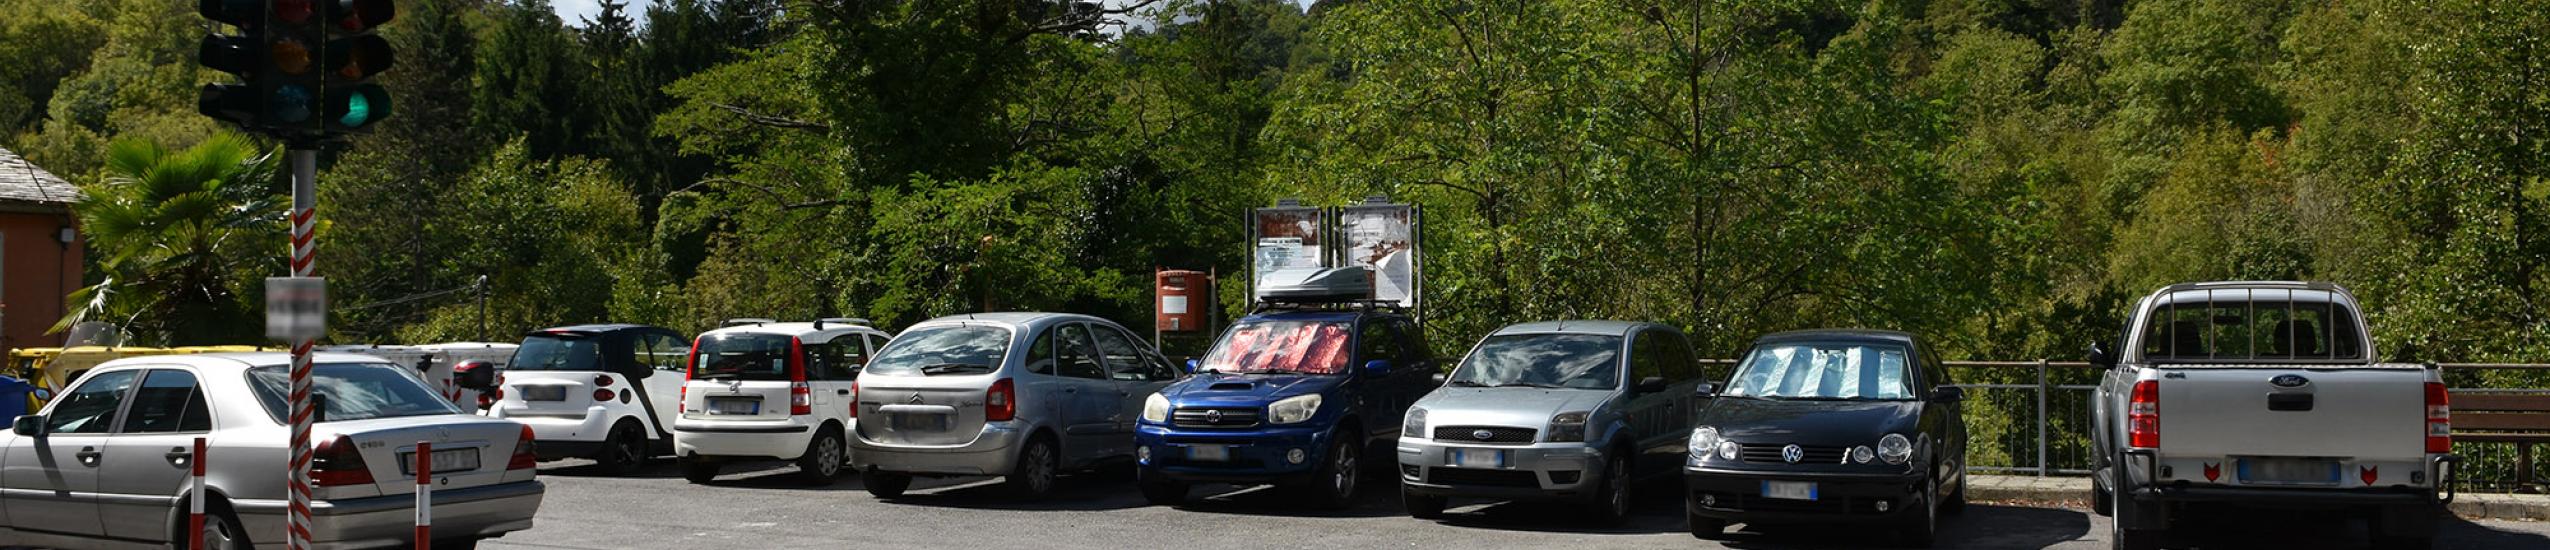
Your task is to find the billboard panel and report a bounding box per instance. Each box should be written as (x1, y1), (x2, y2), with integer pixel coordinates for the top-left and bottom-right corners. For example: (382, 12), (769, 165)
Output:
(1340, 205), (1418, 307)
(1251, 206), (1326, 289)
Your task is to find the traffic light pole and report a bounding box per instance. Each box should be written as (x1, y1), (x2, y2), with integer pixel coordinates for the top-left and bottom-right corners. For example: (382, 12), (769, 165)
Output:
(285, 148), (318, 550)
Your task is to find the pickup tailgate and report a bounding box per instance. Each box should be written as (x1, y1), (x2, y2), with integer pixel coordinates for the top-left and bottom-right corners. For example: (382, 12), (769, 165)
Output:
(2161, 364), (2429, 462)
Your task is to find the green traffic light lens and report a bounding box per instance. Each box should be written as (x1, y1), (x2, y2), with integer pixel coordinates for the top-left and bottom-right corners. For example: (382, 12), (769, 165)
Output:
(339, 92), (371, 127)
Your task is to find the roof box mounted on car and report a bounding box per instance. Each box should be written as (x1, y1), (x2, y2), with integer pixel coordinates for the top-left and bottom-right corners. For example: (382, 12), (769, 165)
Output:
(722, 318), (776, 328)
(1254, 266), (1375, 304)
(814, 317), (870, 329)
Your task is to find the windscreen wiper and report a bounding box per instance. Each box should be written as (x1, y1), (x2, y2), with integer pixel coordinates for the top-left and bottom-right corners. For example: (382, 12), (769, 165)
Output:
(1444, 380), (1488, 387)
(1491, 382), (1562, 389)
(920, 363), (992, 375)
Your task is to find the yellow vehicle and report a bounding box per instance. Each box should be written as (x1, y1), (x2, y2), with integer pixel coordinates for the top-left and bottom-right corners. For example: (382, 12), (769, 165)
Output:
(6, 346), (185, 405)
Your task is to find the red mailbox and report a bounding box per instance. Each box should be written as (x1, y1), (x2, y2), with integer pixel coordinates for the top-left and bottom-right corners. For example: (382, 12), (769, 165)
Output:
(1156, 269), (1211, 332)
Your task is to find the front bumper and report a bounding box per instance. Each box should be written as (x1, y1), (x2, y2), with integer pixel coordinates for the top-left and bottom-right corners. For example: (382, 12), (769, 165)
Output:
(1396, 438), (1602, 501)
(850, 421), (1025, 476)
(675, 418), (816, 461)
(240, 480), (545, 550)
(1136, 423), (1335, 484)
(1685, 466), (1924, 524)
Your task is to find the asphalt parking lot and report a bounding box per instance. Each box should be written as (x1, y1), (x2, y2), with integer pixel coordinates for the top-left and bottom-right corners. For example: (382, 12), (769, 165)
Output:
(486, 459), (2550, 550)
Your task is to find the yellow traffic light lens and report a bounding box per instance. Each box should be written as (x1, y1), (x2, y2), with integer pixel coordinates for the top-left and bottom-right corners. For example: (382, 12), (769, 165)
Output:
(270, 39), (312, 75)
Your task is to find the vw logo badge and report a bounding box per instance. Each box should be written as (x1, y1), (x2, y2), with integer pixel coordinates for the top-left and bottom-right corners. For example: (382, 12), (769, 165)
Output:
(1205, 410), (1224, 423)
(2270, 374), (2310, 388)
(1781, 444), (1805, 464)
(1473, 429), (1496, 441)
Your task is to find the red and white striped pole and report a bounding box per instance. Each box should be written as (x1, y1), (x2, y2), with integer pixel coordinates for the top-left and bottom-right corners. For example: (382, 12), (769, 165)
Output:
(189, 436), (207, 550)
(414, 440), (432, 550)
(285, 148), (319, 550)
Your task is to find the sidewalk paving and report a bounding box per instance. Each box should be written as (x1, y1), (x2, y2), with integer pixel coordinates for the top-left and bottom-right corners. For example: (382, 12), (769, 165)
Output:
(1968, 474), (2550, 521)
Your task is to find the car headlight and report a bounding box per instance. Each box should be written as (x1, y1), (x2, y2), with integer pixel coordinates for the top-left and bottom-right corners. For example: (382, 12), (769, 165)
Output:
(1852, 445), (1875, 464)
(1879, 433), (1913, 465)
(1268, 394), (1322, 424)
(1546, 411), (1590, 442)
(1403, 407), (1427, 438)
(1141, 393), (1170, 423)
(1688, 427), (1720, 458)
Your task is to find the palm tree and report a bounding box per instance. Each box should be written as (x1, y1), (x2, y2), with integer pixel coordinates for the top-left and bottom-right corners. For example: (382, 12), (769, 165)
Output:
(55, 133), (285, 345)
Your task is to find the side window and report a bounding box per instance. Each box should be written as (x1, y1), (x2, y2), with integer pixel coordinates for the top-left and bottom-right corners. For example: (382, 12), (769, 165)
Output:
(1056, 324), (1105, 380)
(48, 369), (139, 434)
(617, 335), (649, 375)
(1660, 331), (1700, 383)
(1392, 319), (1428, 363)
(1091, 327), (1151, 381)
(1024, 327), (1057, 376)
(124, 369), (211, 433)
(805, 340), (859, 381)
(1630, 332), (1666, 385)
(652, 334), (690, 372)
(1357, 321), (1395, 364)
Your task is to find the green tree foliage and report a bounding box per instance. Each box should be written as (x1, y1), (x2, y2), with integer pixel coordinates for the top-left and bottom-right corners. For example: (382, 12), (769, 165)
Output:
(58, 133), (281, 345)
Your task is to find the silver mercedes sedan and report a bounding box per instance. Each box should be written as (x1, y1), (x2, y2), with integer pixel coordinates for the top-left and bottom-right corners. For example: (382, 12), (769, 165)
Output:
(0, 352), (544, 549)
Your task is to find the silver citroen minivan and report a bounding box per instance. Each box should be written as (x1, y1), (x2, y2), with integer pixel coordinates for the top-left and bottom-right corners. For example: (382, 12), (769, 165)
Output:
(1397, 320), (1708, 525)
(850, 313), (1178, 499)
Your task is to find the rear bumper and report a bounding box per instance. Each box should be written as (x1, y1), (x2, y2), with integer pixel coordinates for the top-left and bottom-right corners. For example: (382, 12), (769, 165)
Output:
(495, 407), (616, 458)
(851, 421), (1024, 475)
(1396, 438), (1604, 500)
(1684, 466), (1925, 524)
(2113, 450), (2453, 534)
(675, 419), (817, 461)
(239, 480), (544, 550)
(1135, 423), (1335, 484)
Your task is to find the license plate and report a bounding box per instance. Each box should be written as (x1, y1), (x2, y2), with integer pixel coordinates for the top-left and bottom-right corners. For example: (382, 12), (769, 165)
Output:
(2240, 457), (2339, 485)
(1187, 444), (1230, 462)
(400, 448), (481, 476)
(890, 413), (946, 432)
(1450, 448), (1506, 469)
(522, 386), (566, 402)
(709, 397), (760, 415)
(1762, 480), (1818, 501)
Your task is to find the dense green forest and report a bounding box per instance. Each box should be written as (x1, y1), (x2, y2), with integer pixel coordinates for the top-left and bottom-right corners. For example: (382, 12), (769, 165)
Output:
(5, 0), (2546, 368)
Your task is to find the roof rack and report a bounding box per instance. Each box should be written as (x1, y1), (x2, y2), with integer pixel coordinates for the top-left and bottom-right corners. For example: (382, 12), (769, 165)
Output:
(1246, 299), (1410, 316)
(722, 318), (776, 328)
(814, 317), (870, 329)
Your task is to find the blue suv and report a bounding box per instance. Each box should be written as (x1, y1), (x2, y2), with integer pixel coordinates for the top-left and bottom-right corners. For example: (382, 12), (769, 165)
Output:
(1134, 307), (1436, 508)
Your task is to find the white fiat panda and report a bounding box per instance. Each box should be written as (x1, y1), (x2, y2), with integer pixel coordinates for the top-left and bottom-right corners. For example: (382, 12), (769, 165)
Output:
(674, 318), (890, 485)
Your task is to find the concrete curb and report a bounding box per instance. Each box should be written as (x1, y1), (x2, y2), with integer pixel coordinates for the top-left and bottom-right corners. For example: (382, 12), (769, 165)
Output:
(1965, 475), (2550, 522)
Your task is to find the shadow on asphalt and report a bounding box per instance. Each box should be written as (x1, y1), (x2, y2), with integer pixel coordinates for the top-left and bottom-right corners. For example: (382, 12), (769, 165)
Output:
(1161, 479), (1409, 519)
(871, 471), (1155, 512)
(1708, 504), (2090, 549)
(1423, 483), (1688, 535)
(2157, 506), (2550, 549)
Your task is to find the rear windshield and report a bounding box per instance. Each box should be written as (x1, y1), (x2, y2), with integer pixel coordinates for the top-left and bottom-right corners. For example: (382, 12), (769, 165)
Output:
(865, 325), (1013, 377)
(249, 363), (462, 423)
(1201, 320), (1351, 375)
(1447, 334), (1622, 390)
(2140, 299), (2364, 362)
(1724, 343), (1914, 400)
(508, 334), (602, 372)
(690, 333), (796, 381)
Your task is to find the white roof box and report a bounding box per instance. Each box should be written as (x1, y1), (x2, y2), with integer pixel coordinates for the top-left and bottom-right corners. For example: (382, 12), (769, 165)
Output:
(1255, 266), (1374, 303)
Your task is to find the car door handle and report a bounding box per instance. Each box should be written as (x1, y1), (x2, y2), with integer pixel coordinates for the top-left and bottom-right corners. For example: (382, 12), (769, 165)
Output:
(1062, 387), (1079, 393)
(165, 447), (195, 467)
(836, 389), (852, 396)
(75, 447), (101, 466)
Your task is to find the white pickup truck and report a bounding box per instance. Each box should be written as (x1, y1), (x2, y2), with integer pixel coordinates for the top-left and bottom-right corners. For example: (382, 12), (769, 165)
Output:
(2088, 281), (2455, 550)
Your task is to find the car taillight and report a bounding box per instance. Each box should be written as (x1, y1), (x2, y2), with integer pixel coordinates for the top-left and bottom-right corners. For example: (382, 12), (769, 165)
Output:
(2426, 382), (2451, 454)
(2127, 380), (2160, 449)
(849, 379), (860, 419)
(509, 424), (539, 470)
(594, 374), (615, 387)
(313, 435), (374, 486)
(682, 341), (699, 403)
(791, 382), (813, 416)
(477, 392), (496, 410)
(594, 389), (616, 402)
(986, 378), (1016, 422)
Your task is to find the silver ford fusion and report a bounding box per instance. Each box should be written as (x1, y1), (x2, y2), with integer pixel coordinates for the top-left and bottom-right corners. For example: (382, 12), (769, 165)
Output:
(1396, 320), (1708, 525)
(0, 353), (543, 549)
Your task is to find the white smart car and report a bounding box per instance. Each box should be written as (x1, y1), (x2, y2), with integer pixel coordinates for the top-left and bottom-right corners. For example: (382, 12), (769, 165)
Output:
(674, 318), (890, 485)
(481, 324), (691, 475)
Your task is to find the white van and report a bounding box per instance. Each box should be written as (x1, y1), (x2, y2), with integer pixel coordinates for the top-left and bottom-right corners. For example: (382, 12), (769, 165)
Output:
(318, 342), (518, 409)
(675, 319), (890, 485)
(483, 324), (692, 475)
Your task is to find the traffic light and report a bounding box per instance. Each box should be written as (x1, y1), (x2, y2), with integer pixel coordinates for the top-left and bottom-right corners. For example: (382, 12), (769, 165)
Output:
(196, 0), (268, 130)
(320, 0), (394, 134)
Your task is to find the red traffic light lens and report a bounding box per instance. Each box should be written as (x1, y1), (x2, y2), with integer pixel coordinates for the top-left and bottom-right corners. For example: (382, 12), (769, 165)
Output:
(274, 0), (314, 23)
(334, 0), (397, 31)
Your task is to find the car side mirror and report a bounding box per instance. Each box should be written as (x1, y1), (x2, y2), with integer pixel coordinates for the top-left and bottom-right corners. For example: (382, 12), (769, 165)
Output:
(1931, 386), (1965, 403)
(1362, 360), (1393, 378)
(1693, 382), (1717, 397)
(1430, 372), (1447, 386)
(452, 361), (499, 391)
(12, 415), (42, 437)
(2086, 342), (2116, 368)
(1635, 376), (1668, 394)
(1184, 359), (1200, 374)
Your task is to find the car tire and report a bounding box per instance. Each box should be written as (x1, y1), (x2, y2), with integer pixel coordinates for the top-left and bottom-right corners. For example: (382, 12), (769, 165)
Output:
(1138, 472), (1189, 506)
(1006, 436), (1060, 498)
(2092, 468), (2115, 517)
(1944, 466), (1969, 516)
(593, 423), (648, 476)
(1896, 476), (1938, 548)
(1402, 487), (1447, 519)
(798, 427), (848, 485)
(186, 504), (251, 550)
(1308, 437), (1361, 509)
(1585, 453), (1632, 525)
(1687, 510), (1725, 539)
(680, 457), (720, 484)
(2110, 495), (2161, 550)
(865, 470), (914, 498)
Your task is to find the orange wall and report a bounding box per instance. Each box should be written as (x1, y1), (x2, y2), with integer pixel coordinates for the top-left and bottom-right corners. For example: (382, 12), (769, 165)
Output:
(0, 211), (82, 355)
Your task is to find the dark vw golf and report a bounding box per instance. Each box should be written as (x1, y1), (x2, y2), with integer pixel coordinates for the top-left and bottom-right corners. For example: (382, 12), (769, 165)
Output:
(1683, 329), (1968, 547)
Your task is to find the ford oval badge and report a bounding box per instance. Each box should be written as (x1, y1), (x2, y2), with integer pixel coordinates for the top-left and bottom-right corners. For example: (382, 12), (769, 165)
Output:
(1473, 429), (1495, 441)
(2270, 374), (2310, 388)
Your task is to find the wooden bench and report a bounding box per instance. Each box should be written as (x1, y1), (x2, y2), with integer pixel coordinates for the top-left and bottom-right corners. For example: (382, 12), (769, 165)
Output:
(2450, 391), (2550, 492)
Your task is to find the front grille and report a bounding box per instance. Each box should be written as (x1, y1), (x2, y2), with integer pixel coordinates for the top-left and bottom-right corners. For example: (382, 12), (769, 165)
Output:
(1428, 467), (1540, 487)
(1171, 407), (1262, 428)
(1694, 491), (1892, 515)
(1432, 426), (1537, 444)
(1739, 443), (1848, 464)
